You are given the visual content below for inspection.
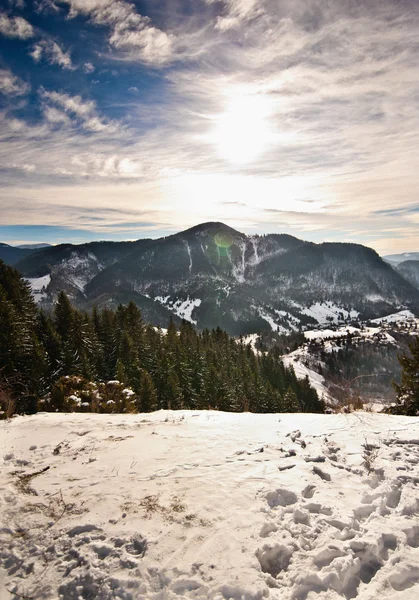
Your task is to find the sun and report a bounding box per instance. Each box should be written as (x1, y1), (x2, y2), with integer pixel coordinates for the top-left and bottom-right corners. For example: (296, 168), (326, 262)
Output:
(210, 93), (274, 164)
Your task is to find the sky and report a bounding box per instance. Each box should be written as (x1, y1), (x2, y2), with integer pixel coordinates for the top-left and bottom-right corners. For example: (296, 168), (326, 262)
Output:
(0, 0), (418, 254)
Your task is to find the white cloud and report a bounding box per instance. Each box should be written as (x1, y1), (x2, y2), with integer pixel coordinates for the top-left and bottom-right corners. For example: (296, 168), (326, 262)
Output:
(1, 0), (419, 254)
(70, 154), (143, 178)
(5, 161), (35, 172)
(84, 61), (95, 73)
(0, 68), (30, 96)
(211, 0), (263, 31)
(43, 105), (71, 125)
(59, 0), (174, 65)
(39, 89), (117, 132)
(30, 39), (74, 69)
(0, 12), (34, 38)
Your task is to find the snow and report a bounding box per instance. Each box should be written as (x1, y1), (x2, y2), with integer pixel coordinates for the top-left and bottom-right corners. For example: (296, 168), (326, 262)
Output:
(173, 298), (202, 324)
(185, 241), (193, 276)
(304, 326), (383, 342)
(154, 296), (202, 325)
(250, 237), (260, 266)
(26, 274), (51, 303)
(2, 410), (419, 599)
(300, 302), (359, 325)
(253, 306), (290, 334)
(371, 310), (416, 324)
(282, 349), (331, 401)
(240, 333), (261, 353)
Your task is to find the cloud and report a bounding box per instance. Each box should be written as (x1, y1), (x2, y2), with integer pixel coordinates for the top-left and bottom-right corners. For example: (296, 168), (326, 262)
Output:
(0, 68), (30, 96)
(35, 0), (60, 12)
(42, 105), (71, 125)
(1, 0), (419, 254)
(59, 0), (174, 65)
(39, 89), (117, 132)
(210, 0), (263, 31)
(0, 11), (34, 38)
(30, 39), (74, 69)
(5, 161), (36, 172)
(70, 154), (143, 178)
(84, 61), (95, 73)
(8, 1), (26, 8)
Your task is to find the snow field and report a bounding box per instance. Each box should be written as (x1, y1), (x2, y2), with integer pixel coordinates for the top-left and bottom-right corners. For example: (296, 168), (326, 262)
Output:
(26, 274), (51, 303)
(1, 411), (419, 599)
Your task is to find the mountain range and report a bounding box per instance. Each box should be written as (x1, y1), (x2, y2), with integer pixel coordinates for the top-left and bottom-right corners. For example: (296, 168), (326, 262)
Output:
(0, 242), (52, 265)
(4, 222), (419, 335)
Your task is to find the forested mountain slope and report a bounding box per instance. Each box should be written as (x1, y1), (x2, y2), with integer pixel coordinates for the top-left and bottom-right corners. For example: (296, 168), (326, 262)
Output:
(13, 222), (419, 335)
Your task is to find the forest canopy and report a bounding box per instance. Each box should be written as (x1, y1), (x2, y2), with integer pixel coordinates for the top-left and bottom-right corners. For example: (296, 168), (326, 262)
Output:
(0, 260), (323, 417)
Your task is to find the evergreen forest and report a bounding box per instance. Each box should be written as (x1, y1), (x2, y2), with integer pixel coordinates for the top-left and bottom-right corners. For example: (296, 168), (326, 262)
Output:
(0, 260), (324, 417)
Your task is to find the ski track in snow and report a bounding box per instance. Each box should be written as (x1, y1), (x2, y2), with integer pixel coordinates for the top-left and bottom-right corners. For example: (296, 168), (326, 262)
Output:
(1, 411), (419, 600)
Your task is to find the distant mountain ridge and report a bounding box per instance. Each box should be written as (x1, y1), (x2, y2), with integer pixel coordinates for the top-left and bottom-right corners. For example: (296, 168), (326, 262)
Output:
(384, 252), (419, 266)
(10, 222), (419, 335)
(0, 243), (38, 265)
(16, 243), (52, 250)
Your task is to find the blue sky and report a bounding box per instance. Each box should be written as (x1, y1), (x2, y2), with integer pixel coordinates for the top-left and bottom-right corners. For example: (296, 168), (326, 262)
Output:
(0, 0), (419, 254)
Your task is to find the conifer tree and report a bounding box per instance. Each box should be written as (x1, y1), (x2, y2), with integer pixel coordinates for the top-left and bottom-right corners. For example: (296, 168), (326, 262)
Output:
(393, 336), (419, 415)
(283, 387), (300, 412)
(136, 369), (158, 412)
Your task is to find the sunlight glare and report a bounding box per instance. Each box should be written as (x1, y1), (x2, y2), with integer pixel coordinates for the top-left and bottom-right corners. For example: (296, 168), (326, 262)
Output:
(211, 93), (274, 164)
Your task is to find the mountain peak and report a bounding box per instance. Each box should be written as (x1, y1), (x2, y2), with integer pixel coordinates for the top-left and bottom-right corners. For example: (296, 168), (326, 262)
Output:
(179, 222), (244, 238)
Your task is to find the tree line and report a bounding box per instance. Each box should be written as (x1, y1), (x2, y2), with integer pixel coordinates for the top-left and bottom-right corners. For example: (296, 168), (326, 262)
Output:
(0, 260), (324, 416)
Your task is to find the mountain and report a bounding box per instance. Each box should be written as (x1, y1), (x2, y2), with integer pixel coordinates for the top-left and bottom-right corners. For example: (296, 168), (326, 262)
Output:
(0, 243), (37, 266)
(14, 222), (419, 335)
(396, 260), (419, 290)
(16, 243), (52, 249)
(17, 240), (143, 302)
(383, 252), (419, 266)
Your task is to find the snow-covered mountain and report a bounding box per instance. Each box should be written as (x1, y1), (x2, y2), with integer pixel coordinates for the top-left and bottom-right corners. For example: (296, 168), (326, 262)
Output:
(14, 222), (419, 334)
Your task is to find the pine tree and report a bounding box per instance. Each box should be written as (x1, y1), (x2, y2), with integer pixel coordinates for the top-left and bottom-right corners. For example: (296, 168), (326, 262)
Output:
(393, 336), (419, 415)
(136, 369), (158, 412)
(283, 387), (300, 413)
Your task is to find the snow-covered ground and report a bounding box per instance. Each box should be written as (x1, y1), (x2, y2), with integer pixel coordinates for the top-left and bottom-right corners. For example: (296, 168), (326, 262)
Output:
(1, 411), (419, 600)
(26, 274), (51, 303)
(282, 350), (331, 402)
(154, 296), (202, 325)
(371, 310), (416, 324)
(300, 303), (359, 325)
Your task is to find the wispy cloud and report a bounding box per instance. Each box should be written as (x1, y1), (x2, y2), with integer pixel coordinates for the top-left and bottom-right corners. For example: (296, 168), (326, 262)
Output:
(0, 68), (30, 96)
(30, 39), (74, 69)
(59, 0), (174, 66)
(1, 0), (419, 253)
(39, 89), (117, 132)
(0, 11), (34, 39)
(8, 1), (26, 9)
